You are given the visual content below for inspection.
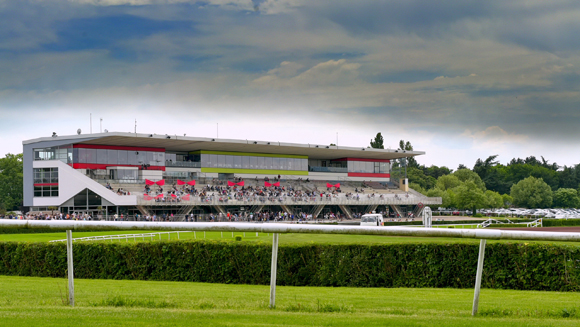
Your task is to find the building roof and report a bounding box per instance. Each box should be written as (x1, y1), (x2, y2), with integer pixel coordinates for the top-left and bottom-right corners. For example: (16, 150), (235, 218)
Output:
(23, 132), (424, 161)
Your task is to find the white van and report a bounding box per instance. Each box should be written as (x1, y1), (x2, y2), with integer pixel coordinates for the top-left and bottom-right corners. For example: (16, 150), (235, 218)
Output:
(360, 213), (384, 226)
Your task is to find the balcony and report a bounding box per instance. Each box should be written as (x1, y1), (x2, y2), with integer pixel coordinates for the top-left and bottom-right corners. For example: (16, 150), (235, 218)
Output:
(165, 161), (201, 168)
(309, 166), (348, 173)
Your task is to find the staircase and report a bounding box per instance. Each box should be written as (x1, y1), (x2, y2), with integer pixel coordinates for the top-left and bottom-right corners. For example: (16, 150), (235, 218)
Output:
(338, 205), (354, 219)
(390, 205), (403, 218)
(280, 204), (294, 215)
(310, 205), (325, 218)
(249, 205), (264, 213)
(136, 205), (150, 216)
(175, 205), (196, 221)
(364, 204), (379, 214)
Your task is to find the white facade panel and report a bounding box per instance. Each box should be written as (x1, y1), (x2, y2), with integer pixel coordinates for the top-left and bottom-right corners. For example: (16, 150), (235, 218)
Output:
(32, 160), (137, 207)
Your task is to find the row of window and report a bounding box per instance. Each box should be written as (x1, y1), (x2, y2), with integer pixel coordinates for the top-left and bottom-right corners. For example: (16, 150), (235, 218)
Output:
(33, 168), (59, 184)
(347, 161), (389, 174)
(34, 146), (72, 164)
(74, 148), (165, 166)
(34, 185), (59, 197)
(200, 154), (308, 171)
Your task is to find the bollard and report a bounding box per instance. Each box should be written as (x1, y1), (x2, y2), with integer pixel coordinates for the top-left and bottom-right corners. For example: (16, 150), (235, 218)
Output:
(269, 233), (279, 308)
(472, 239), (487, 316)
(66, 230), (75, 307)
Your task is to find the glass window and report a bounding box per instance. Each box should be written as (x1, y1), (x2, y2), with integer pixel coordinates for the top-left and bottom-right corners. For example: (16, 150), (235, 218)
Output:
(265, 157), (273, 170)
(242, 156), (250, 169)
(118, 150), (128, 165)
(366, 162), (374, 173)
(95, 149), (106, 164)
(217, 155), (225, 168)
(136, 151), (146, 165)
(72, 148), (79, 163)
(156, 152), (165, 166)
(273, 157), (280, 169)
(280, 158), (287, 170)
(299, 159), (305, 171)
(209, 154), (218, 168)
(288, 158), (294, 170)
(234, 156), (242, 169)
(51, 187), (59, 197)
(250, 156), (257, 169)
(146, 152), (154, 166)
(107, 150), (117, 165)
(225, 155), (234, 168)
(257, 157), (265, 169)
(128, 151), (138, 165)
(34, 187), (41, 197)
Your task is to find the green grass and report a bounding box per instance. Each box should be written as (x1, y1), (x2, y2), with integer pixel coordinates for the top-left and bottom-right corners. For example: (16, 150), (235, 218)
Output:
(2, 229), (578, 246)
(2, 276), (580, 326)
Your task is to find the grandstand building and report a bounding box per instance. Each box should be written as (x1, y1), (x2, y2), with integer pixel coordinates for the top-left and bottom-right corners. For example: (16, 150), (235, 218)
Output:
(23, 132), (441, 220)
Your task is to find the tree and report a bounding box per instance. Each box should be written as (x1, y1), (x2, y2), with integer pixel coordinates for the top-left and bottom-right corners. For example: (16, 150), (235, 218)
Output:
(502, 194), (513, 208)
(370, 133), (384, 149)
(398, 140), (418, 168)
(484, 190), (504, 209)
(435, 174), (461, 191)
(473, 154), (499, 181)
(553, 188), (580, 208)
(0, 153), (23, 211)
(453, 169), (486, 191)
(510, 176), (553, 208)
(454, 181), (486, 213)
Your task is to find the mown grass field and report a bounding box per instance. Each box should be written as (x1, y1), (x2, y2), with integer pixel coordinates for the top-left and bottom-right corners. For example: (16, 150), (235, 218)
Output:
(1, 276), (580, 326)
(0, 228), (576, 246)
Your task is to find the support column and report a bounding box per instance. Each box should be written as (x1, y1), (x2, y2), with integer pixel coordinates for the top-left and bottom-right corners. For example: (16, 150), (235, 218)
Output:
(66, 230), (75, 307)
(472, 239), (486, 316)
(269, 233), (279, 308)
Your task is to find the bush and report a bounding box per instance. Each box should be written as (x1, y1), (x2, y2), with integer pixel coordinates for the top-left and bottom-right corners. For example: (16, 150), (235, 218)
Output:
(1, 241), (580, 291)
(543, 219), (580, 227)
(473, 213), (484, 218)
(234, 235), (242, 241)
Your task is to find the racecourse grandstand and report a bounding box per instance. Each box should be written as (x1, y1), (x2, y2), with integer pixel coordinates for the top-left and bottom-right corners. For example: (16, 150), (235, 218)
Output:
(23, 132), (441, 220)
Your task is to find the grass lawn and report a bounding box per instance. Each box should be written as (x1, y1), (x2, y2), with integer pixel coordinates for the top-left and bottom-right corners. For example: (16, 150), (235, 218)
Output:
(2, 229), (578, 246)
(1, 276), (580, 326)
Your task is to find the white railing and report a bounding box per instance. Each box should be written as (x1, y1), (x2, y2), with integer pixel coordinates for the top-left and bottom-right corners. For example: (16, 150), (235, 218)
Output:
(3, 219), (577, 315)
(527, 218), (543, 228)
(137, 195), (442, 206)
(477, 219), (511, 228)
(49, 231), (191, 243)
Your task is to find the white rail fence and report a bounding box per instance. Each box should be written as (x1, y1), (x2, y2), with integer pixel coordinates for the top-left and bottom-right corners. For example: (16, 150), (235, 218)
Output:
(1, 219), (578, 316)
(50, 231), (192, 243)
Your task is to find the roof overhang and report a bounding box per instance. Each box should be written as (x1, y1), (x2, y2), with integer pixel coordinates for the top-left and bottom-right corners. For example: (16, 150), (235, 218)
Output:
(24, 132), (425, 161)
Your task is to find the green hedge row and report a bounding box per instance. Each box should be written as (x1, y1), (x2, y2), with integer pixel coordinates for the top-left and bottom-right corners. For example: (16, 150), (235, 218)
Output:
(543, 219), (580, 227)
(2, 241), (580, 291)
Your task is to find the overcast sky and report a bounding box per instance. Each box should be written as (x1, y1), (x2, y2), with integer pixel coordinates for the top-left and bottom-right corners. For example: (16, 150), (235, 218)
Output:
(1, 0), (580, 169)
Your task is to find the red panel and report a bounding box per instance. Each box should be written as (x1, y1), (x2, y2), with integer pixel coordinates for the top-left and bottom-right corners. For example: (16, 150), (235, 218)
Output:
(348, 172), (390, 178)
(73, 144), (165, 152)
(34, 183), (58, 187)
(72, 163), (165, 171)
(332, 158), (390, 163)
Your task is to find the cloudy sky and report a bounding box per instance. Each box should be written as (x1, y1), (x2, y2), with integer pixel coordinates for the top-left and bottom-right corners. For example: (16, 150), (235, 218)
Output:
(1, 0), (580, 169)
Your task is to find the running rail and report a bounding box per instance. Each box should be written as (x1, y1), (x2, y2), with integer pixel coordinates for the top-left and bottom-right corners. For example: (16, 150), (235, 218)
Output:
(2, 219), (580, 315)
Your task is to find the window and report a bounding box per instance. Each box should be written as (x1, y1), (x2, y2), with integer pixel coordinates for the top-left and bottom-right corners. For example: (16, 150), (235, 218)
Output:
(224, 155), (234, 168)
(118, 150), (128, 165)
(250, 156), (257, 169)
(234, 156), (242, 168)
(265, 157), (273, 170)
(33, 168), (58, 184)
(218, 155), (226, 168)
(107, 150), (117, 165)
(242, 156), (250, 169)
(96, 149), (107, 164)
(273, 157), (280, 170)
(33, 185), (58, 197)
(128, 151), (138, 165)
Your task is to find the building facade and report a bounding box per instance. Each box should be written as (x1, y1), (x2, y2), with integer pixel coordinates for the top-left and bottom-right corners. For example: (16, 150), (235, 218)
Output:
(23, 132), (441, 219)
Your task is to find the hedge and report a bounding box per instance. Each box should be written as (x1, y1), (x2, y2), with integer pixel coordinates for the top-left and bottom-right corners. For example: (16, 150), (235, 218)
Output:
(543, 219), (580, 227)
(2, 241), (580, 291)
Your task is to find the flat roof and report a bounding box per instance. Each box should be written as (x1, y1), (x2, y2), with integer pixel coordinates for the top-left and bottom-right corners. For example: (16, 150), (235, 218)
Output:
(24, 132), (425, 161)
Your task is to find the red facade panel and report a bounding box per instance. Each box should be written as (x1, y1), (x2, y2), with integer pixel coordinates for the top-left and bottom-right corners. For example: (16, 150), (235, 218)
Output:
(348, 172), (390, 178)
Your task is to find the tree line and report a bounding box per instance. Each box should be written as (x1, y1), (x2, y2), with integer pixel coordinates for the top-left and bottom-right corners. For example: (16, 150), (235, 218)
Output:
(370, 132), (580, 211)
